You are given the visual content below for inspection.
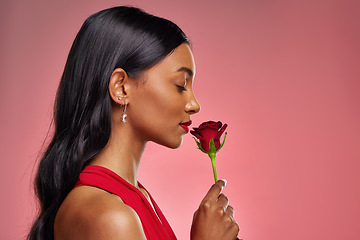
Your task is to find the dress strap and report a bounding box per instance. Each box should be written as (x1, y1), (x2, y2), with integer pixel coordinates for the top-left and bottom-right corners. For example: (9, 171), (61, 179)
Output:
(76, 165), (177, 240)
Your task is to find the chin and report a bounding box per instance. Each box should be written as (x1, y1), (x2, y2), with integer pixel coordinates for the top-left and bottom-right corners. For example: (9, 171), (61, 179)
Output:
(170, 140), (183, 149)
(157, 136), (183, 149)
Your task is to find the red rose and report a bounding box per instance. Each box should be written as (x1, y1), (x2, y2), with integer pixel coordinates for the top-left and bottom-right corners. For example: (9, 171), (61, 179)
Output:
(190, 121), (228, 152)
(190, 120), (228, 182)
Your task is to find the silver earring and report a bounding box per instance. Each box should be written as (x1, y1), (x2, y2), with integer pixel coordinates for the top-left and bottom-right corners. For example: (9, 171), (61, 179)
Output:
(118, 97), (121, 101)
(121, 104), (127, 122)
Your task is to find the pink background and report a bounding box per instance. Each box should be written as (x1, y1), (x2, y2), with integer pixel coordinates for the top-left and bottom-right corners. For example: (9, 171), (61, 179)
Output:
(1, 0), (359, 239)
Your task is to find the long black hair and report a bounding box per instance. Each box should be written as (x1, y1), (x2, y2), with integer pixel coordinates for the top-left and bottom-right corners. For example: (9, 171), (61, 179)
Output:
(28, 6), (188, 240)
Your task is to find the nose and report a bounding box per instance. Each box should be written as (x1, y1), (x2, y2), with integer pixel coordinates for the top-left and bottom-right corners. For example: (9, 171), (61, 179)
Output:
(185, 92), (201, 115)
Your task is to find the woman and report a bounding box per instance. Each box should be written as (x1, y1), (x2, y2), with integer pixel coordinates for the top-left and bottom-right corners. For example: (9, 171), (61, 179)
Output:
(28, 6), (239, 240)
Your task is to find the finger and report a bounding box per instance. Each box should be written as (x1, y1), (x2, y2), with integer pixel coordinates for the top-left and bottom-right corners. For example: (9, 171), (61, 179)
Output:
(202, 179), (227, 201)
(217, 193), (229, 210)
(226, 205), (235, 218)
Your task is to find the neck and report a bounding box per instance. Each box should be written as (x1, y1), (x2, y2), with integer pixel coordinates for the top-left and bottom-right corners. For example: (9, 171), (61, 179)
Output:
(90, 123), (146, 187)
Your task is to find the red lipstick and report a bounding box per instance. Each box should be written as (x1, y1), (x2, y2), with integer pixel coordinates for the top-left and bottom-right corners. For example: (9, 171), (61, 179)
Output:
(179, 120), (192, 133)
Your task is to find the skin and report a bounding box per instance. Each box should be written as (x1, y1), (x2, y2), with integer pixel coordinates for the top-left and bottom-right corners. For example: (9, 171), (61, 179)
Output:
(54, 43), (239, 239)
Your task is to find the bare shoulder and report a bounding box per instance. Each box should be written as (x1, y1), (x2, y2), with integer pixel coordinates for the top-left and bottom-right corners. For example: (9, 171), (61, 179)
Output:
(54, 186), (146, 240)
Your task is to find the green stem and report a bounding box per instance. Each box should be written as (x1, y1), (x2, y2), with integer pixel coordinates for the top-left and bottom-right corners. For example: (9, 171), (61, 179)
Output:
(209, 152), (217, 182)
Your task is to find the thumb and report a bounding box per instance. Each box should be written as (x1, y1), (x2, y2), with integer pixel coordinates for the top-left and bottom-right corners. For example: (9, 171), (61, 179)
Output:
(203, 179), (227, 201)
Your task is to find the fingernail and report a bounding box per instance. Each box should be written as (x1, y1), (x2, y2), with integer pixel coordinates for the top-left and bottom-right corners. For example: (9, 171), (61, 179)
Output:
(220, 179), (227, 186)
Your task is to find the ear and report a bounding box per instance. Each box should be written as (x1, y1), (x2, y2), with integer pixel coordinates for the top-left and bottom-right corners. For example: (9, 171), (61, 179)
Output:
(108, 68), (131, 105)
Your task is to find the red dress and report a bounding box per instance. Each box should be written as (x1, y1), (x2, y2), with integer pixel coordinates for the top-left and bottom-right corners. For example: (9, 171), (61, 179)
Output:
(75, 165), (177, 240)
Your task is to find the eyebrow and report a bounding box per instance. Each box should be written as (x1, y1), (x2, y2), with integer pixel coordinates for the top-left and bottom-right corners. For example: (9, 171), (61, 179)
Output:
(176, 67), (194, 78)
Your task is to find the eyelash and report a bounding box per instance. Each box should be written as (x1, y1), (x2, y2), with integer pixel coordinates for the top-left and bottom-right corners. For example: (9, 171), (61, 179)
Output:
(176, 85), (187, 91)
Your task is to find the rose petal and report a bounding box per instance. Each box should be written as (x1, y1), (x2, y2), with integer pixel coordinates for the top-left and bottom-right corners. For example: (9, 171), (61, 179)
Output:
(199, 121), (222, 130)
(216, 123), (228, 139)
(215, 121), (223, 128)
(190, 130), (204, 140)
(200, 128), (219, 140)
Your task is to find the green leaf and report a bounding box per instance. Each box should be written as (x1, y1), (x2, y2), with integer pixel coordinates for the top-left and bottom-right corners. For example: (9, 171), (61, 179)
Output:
(209, 138), (216, 153)
(216, 132), (227, 153)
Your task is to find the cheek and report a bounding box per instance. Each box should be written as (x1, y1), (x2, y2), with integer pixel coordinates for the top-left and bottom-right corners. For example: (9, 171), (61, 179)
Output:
(143, 85), (181, 118)
(129, 85), (182, 135)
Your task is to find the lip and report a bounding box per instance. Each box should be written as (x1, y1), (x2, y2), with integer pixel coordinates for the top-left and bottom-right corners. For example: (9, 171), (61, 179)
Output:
(179, 120), (192, 133)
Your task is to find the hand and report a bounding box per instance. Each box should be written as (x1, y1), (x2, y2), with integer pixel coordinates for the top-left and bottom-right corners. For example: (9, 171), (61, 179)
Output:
(190, 180), (239, 240)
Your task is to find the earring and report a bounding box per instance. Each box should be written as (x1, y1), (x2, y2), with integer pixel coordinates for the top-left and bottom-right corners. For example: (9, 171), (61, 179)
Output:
(118, 97), (121, 101)
(121, 104), (127, 122)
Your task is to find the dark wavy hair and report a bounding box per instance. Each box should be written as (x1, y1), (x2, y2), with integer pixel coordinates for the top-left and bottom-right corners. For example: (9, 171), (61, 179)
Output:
(28, 6), (188, 240)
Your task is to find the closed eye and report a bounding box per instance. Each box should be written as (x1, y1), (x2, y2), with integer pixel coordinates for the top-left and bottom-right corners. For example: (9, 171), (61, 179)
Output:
(176, 85), (187, 91)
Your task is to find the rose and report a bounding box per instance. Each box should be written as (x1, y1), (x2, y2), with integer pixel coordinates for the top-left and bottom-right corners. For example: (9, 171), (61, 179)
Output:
(190, 121), (228, 182)
(190, 121), (228, 152)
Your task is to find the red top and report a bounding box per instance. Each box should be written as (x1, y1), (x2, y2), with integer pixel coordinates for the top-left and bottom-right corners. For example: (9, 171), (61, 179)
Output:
(75, 165), (177, 240)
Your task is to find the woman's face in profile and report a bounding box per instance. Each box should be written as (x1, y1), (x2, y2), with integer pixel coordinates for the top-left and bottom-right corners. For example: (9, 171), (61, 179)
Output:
(128, 43), (200, 148)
